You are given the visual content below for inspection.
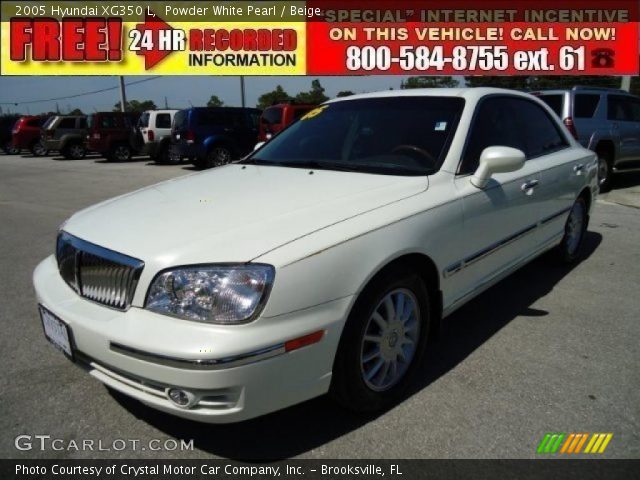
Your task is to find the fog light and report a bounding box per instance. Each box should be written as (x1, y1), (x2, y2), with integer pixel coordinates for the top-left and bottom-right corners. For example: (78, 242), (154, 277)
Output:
(167, 388), (196, 408)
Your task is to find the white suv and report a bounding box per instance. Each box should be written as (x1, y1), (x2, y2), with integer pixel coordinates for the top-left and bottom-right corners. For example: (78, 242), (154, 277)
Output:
(34, 88), (597, 423)
(138, 109), (178, 163)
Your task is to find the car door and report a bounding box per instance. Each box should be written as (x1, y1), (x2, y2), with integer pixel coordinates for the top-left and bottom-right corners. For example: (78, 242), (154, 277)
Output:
(54, 117), (76, 141)
(450, 96), (544, 299)
(516, 97), (593, 246)
(607, 94), (639, 163)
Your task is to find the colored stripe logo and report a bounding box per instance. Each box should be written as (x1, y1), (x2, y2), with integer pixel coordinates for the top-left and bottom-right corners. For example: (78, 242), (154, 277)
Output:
(537, 433), (613, 454)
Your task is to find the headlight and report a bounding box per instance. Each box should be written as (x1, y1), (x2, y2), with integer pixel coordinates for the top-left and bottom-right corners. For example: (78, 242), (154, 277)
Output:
(145, 264), (275, 324)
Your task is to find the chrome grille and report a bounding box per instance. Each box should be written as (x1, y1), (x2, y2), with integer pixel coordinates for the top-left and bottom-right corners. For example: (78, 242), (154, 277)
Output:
(56, 232), (144, 310)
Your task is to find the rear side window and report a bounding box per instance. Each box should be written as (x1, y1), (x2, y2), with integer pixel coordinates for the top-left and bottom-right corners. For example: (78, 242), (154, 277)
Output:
(515, 99), (568, 158)
(77, 117), (87, 129)
(461, 97), (567, 174)
(607, 95), (634, 121)
(139, 113), (150, 128)
(26, 118), (41, 127)
(538, 95), (564, 117)
(262, 107), (283, 125)
(573, 94), (600, 118)
(100, 116), (117, 128)
(58, 118), (76, 129)
(173, 110), (188, 129)
(155, 113), (172, 128)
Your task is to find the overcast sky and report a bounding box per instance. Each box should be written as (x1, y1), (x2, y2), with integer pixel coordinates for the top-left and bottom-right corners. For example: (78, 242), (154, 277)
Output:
(0, 75), (466, 114)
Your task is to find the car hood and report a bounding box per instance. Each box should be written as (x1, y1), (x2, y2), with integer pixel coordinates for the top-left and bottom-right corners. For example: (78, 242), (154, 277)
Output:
(63, 164), (428, 267)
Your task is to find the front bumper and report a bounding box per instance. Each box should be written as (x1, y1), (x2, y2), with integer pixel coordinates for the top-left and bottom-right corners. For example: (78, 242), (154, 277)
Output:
(33, 256), (350, 423)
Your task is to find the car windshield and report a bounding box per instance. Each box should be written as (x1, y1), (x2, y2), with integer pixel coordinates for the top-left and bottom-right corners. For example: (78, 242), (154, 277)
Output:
(244, 96), (464, 176)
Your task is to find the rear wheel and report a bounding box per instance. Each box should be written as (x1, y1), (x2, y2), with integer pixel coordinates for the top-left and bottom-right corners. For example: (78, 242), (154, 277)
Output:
(205, 146), (233, 168)
(596, 150), (613, 192)
(556, 197), (587, 264)
(63, 143), (86, 160)
(330, 266), (431, 412)
(156, 144), (171, 164)
(3, 142), (19, 155)
(30, 140), (48, 156)
(109, 144), (132, 162)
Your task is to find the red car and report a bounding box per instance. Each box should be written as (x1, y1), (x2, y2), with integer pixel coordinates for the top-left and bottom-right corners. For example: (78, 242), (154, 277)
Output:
(258, 103), (316, 141)
(86, 111), (140, 161)
(12, 115), (51, 156)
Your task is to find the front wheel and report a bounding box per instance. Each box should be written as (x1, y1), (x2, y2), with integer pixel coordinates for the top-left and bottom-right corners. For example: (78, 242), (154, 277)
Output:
(330, 267), (430, 412)
(556, 197), (587, 264)
(597, 153), (613, 192)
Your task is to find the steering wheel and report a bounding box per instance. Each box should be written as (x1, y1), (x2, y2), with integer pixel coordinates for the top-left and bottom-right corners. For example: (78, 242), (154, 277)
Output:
(391, 144), (437, 167)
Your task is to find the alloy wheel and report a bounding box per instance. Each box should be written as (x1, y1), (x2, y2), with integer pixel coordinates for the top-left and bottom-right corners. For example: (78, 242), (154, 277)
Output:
(32, 141), (47, 156)
(114, 146), (130, 161)
(360, 288), (420, 392)
(69, 144), (85, 159)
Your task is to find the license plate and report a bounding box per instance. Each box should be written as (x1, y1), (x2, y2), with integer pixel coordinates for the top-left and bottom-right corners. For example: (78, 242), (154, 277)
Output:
(39, 305), (73, 359)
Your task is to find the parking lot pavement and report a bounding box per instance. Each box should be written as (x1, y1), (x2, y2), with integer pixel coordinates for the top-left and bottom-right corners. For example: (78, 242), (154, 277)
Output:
(0, 153), (638, 460)
(600, 172), (640, 209)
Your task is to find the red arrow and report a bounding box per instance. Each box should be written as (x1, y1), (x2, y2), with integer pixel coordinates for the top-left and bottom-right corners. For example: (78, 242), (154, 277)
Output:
(133, 12), (175, 70)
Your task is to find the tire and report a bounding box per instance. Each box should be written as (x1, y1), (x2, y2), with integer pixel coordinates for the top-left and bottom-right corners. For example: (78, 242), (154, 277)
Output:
(156, 144), (171, 164)
(205, 146), (233, 169)
(30, 140), (48, 157)
(596, 150), (613, 192)
(3, 142), (19, 155)
(330, 266), (431, 412)
(556, 197), (588, 264)
(63, 143), (86, 160)
(109, 144), (132, 162)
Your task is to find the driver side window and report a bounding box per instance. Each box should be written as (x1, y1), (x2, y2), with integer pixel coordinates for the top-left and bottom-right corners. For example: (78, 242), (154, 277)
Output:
(459, 97), (526, 175)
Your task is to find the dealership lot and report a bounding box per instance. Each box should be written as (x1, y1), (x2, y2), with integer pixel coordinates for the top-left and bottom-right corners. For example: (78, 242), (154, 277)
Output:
(0, 153), (638, 460)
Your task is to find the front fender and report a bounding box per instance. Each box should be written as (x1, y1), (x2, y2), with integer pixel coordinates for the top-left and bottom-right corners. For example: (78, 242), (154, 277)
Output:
(255, 189), (463, 319)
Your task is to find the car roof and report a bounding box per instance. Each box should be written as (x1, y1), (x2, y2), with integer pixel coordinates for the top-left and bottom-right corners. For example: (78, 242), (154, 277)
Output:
(143, 109), (179, 114)
(325, 87), (539, 104)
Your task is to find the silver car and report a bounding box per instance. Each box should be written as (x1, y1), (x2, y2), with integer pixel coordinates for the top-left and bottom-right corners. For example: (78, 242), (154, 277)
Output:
(535, 86), (640, 191)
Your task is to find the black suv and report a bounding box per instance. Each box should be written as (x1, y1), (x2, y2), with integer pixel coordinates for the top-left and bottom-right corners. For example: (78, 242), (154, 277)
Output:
(171, 107), (261, 169)
(0, 115), (21, 154)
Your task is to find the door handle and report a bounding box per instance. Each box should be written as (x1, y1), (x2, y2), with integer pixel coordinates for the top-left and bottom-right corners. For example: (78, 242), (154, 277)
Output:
(521, 179), (540, 193)
(573, 163), (585, 174)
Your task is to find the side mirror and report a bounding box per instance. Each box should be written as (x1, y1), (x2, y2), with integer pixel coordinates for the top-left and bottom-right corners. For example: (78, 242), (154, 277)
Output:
(470, 146), (526, 188)
(253, 141), (266, 151)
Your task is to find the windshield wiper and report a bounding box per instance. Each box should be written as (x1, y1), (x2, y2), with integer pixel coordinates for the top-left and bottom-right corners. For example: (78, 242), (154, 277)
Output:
(277, 160), (367, 172)
(238, 157), (281, 166)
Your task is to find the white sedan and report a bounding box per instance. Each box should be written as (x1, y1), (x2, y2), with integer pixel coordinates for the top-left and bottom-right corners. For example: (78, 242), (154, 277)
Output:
(33, 88), (598, 423)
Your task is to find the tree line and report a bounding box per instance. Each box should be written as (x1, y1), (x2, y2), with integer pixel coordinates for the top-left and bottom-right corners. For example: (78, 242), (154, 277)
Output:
(5, 76), (639, 116)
